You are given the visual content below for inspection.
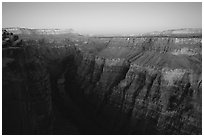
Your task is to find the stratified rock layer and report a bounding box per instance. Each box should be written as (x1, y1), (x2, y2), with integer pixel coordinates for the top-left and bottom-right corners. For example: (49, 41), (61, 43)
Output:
(62, 36), (201, 135)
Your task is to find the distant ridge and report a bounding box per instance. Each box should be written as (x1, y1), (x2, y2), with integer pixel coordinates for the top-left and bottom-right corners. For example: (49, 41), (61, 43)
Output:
(161, 28), (202, 35)
(3, 27), (202, 37)
(141, 28), (202, 37)
(3, 27), (74, 35)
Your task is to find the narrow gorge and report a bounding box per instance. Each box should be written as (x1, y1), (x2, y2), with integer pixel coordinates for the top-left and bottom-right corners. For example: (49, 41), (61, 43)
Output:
(2, 29), (202, 135)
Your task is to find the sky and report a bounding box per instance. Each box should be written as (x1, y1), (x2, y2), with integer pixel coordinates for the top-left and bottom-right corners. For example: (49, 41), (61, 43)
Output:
(2, 2), (202, 35)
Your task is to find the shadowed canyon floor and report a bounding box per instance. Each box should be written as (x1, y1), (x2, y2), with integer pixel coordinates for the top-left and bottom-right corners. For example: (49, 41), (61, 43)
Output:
(2, 28), (202, 135)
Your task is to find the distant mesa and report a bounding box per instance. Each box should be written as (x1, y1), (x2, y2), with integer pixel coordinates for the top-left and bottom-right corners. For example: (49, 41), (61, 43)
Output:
(141, 28), (202, 37)
(161, 28), (202, 36)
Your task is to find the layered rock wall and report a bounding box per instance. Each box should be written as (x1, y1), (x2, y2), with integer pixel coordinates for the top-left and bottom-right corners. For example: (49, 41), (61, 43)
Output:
(61, 36), (202, 134)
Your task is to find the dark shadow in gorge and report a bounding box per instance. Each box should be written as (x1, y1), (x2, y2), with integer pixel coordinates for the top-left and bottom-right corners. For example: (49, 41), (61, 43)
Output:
(49, 55), (111, 135)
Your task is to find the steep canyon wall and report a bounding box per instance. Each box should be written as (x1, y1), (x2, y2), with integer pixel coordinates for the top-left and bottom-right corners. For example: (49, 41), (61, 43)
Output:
(2, 30), (202, 134)
(62, 36), (202, 134)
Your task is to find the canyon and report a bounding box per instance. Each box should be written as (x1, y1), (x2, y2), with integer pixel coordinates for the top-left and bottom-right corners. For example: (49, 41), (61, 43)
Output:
(2, 28), (202, 135)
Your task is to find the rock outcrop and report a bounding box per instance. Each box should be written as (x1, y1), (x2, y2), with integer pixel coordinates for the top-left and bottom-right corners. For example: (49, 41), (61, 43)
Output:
(2, 30), (22, 47)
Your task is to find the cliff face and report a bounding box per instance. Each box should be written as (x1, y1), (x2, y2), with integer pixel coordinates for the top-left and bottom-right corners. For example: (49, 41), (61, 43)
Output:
(61, 36), (201, 134)
(2, 29), (202, 135)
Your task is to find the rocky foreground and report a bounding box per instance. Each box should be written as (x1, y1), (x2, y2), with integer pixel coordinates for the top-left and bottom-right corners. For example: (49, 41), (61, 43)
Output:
(2, 28), (202, 134)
